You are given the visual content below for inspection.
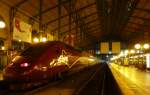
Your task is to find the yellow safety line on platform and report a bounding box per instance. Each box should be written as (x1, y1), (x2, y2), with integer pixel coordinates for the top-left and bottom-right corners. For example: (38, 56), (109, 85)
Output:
(109, 64), (135, 95)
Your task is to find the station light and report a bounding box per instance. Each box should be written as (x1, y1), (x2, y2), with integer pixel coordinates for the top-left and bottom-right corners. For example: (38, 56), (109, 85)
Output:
(42, 37), (47, 42)
(120, 51), (124, 54)
(0, 16), (5, 29)
(110, 58), (113, 61)
(119, 52), (124, 57)
(33, 37), (39, 43)
(136, 50), (140, 53)
(111, 56), (117, 61)
(146, 54), (150, 68)
(109, 51), (112, 54)
(1, 46), (5, 50)
(130, 56), (133, 58)
(143, 44), (149, 49)
(115, 56), (119, 59)
(130, 49), (135, 54)
(125, 50), (129, 54)
(96, 51), (100, 54)
(0, 21), (5, 29)
(140, 55), (144, 57)
(134, 44), (141, 49)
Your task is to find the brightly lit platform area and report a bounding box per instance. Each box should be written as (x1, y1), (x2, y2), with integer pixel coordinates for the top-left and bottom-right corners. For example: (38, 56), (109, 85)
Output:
(110, 44), (150, 70)
(109, 63), (150, 95)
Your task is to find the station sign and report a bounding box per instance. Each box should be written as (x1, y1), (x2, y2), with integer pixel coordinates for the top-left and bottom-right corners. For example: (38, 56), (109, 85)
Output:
(112, 42), (121, 53)
(100, 42), (109, 54)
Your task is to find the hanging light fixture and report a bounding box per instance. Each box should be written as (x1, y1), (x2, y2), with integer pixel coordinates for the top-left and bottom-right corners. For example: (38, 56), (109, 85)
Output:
(143, 43), (149, 49)
(0, 16), (5, 29)
(33, 37), (39, 43)
(134, 43), (141, 49)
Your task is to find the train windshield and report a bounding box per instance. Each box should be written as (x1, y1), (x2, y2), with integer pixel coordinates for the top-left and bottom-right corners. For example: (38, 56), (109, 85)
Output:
(20, 44), (48, 60)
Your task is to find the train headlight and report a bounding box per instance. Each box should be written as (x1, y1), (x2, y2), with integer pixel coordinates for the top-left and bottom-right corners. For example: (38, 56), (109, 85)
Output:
(20, 62), (29, 67)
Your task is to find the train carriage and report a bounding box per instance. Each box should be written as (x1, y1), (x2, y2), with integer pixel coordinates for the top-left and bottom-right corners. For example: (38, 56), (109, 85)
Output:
(3, 41), (82, 90)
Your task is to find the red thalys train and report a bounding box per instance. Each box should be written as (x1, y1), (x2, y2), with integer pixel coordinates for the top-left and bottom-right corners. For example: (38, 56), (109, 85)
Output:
(3, 41), (83, 90)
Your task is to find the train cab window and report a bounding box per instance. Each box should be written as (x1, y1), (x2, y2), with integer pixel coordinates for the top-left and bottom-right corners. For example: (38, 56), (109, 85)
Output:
(20, 44), (48, 60)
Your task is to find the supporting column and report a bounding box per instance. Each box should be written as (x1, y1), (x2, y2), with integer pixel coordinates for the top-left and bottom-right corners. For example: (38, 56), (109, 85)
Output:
(7, 7), (16, 50)
(39, 0), (43, 41)
(5, 7), (16, 64)
(69, 0), (72, 45)
(58, 0), (61, 40)
(75, 9), (78, 45)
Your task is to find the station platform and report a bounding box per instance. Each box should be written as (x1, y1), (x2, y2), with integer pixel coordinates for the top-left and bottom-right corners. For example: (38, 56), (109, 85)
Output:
(109, 63), (150, 95)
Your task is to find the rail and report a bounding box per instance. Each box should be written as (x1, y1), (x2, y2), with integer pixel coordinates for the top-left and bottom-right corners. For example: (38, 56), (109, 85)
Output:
(73, 63), (122, 95)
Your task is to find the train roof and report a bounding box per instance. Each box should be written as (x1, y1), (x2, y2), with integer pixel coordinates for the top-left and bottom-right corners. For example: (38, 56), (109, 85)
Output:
(28, 41), (81, 52)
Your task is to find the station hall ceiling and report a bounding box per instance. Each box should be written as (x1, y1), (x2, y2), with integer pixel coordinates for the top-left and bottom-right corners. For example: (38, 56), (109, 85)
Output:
(0, 0), (150, 48)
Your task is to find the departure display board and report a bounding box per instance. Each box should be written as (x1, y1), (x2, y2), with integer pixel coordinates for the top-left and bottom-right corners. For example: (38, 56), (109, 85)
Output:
(100, 42), (109, 54)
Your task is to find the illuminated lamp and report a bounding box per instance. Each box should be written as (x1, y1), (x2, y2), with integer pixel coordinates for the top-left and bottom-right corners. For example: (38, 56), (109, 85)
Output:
(136, 50), (140, 53)
(96, 51), (100, 54)
(109, 51), (112, 54)
(130, 49), (135, 54)
(134, 44), (141, 49)
(125, 50), (129, 54)
(42, 37), (47, 42)
(143, 44), (149, 49)
(1, 46), (5, 50)
(33, 37), (39, 43)
(0, 16), (5, 29)
(146, 54), (150, 68)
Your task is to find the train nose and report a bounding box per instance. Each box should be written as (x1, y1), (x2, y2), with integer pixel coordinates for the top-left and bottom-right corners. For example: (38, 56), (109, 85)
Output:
(3, 67), (21, 82)
(3, 56), (32, 82)
(3, 66), (32, 83)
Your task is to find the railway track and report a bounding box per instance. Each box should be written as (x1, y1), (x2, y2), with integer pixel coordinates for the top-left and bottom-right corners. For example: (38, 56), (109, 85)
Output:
(73, 63), (105, 95)
(73, 63), (122, 95)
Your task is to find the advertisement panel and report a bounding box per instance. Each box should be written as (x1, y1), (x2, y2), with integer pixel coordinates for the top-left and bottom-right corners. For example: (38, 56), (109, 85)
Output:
(100, 42), (109, 54)
(13, 18), (32, 43)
